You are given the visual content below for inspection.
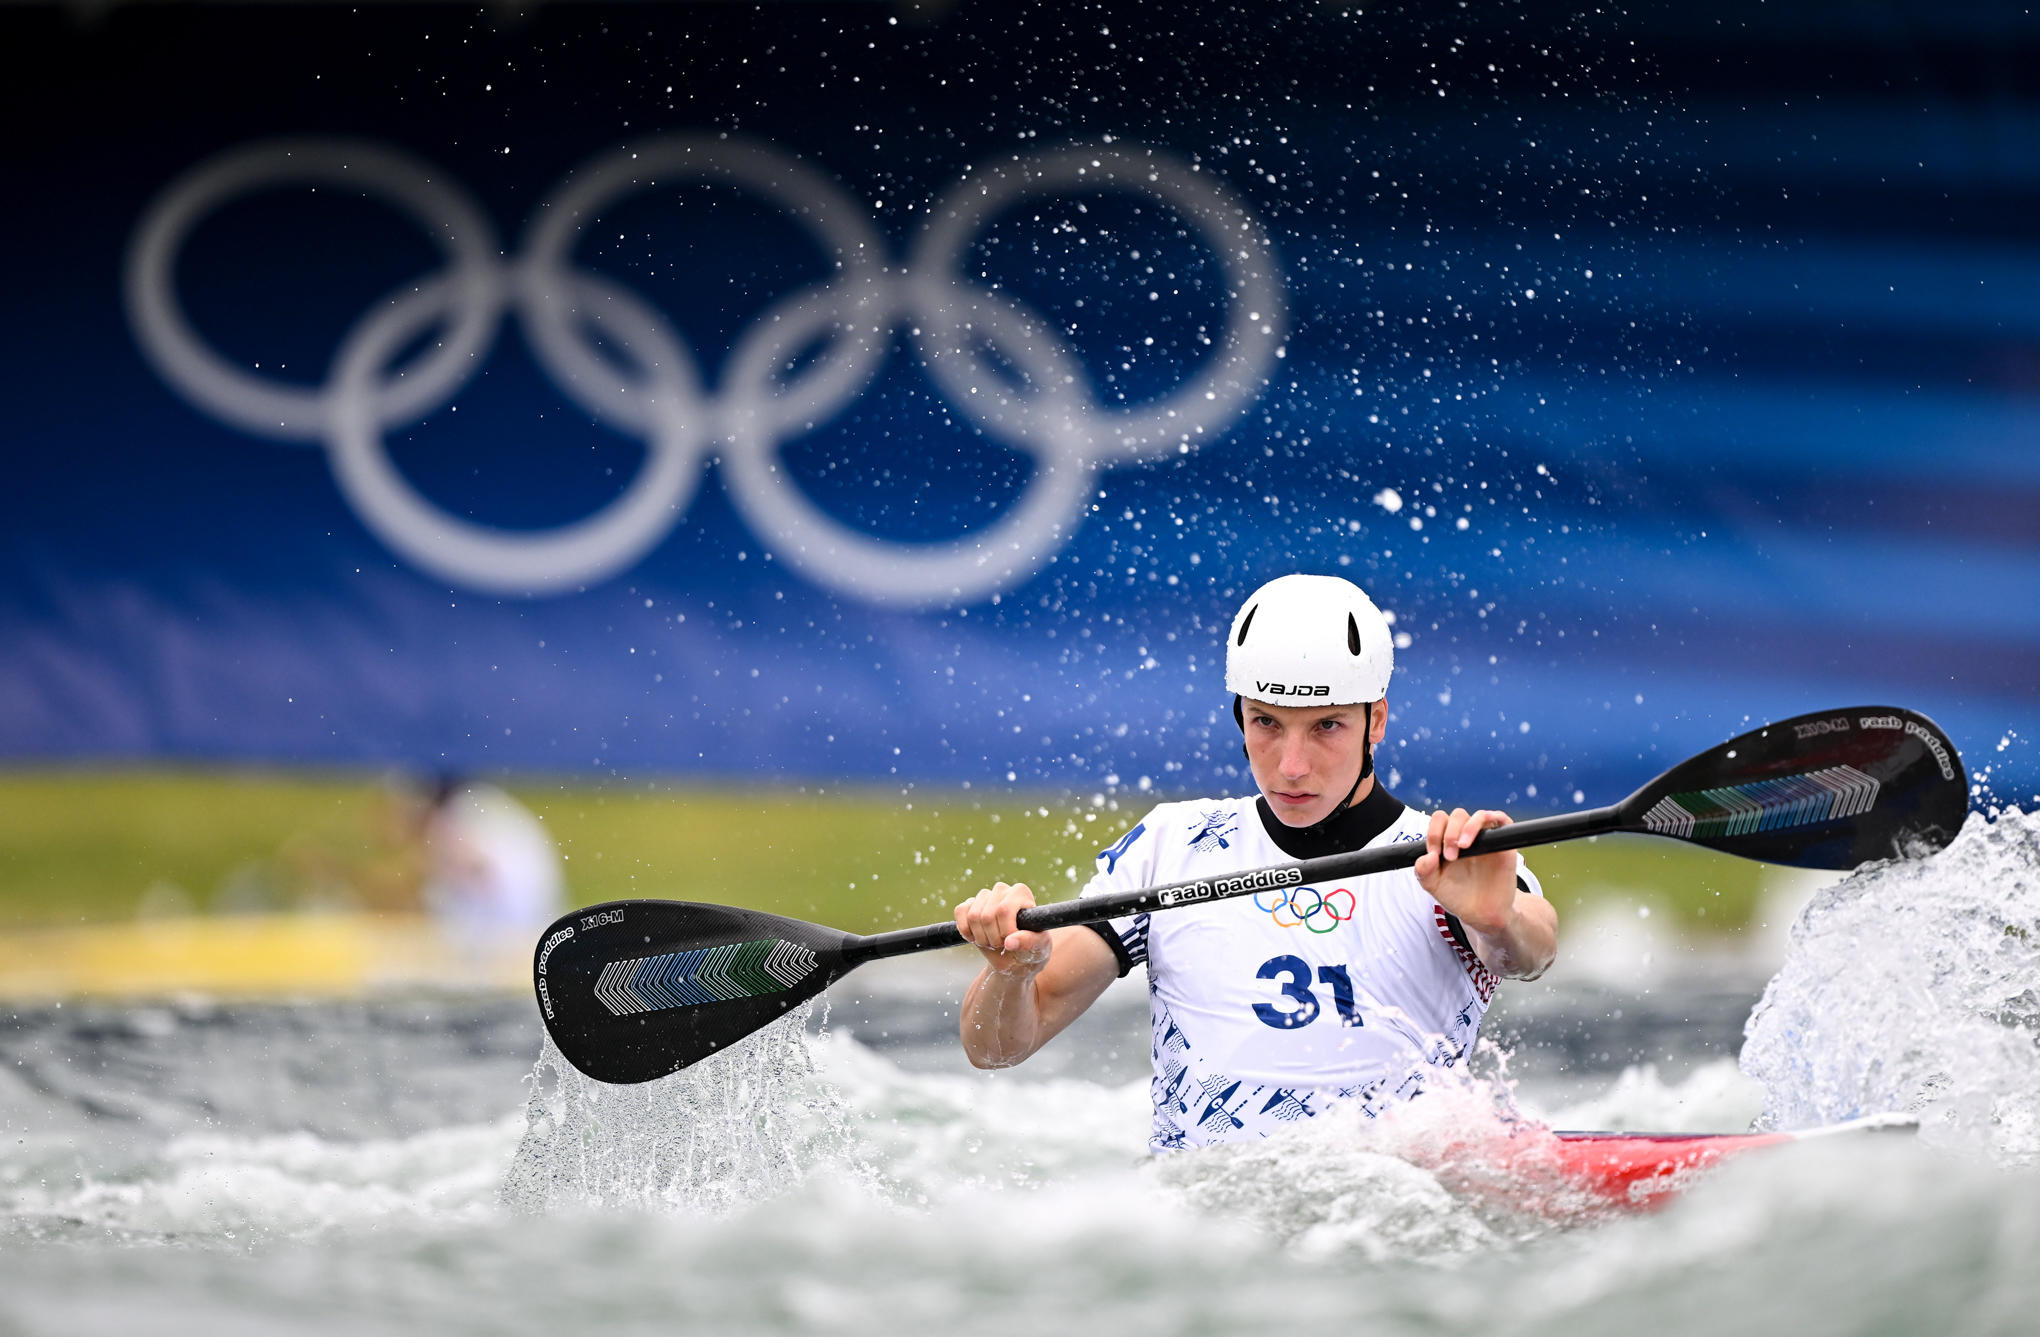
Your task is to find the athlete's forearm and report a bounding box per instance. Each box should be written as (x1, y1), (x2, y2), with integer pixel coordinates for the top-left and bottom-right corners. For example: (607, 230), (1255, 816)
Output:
(1470, 893), (1558, 980)
(958, 966), (1051, 1069)
(957, 926), (1119, 1069)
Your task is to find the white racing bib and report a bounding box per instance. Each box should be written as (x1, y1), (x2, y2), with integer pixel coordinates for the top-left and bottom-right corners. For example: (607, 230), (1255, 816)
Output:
(1080, 793), (1542, 1152)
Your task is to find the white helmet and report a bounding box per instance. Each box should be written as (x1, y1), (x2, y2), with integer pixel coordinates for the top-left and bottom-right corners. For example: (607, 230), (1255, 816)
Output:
(1225, 574), (1393, 705)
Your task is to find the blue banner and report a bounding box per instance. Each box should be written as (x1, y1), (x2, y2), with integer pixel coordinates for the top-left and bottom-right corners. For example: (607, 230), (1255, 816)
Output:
(3, 2), (2035, 806)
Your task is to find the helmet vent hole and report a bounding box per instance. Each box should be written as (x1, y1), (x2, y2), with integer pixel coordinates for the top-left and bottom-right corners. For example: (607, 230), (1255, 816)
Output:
(1236, 604), (1258, 646)
(1347, 613), (1362, 655)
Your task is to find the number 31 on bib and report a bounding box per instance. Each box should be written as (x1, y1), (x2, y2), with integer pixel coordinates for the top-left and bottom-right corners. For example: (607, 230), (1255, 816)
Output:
(1252, 955), (1364, 1029)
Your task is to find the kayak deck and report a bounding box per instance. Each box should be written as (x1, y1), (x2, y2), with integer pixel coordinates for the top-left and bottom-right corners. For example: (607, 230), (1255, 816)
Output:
(1547, 1129), (1794, 1203)
(1529, 1115), (1912, 1207)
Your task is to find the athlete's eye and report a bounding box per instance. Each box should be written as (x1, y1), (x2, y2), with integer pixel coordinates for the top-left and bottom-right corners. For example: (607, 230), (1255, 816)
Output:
(1315, 718), (1342, 732)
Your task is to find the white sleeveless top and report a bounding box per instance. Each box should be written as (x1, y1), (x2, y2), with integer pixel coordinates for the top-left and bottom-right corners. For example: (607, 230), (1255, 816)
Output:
(1079, 793), (1542, 1152)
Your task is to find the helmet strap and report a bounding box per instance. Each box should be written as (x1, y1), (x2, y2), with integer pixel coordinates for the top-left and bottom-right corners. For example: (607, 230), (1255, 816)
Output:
(1330, 701), (1377, 816)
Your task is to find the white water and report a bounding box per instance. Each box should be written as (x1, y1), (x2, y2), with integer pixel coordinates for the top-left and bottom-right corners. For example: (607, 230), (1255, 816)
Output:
(3, 1035), (2034, 1337)
(1743, 807), (2040, 1159)
(503, 1001), (864, 1215)
(2, 812), (2038, 1335)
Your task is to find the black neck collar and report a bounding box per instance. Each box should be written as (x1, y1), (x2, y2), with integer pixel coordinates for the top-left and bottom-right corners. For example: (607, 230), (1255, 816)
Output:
(1256, 781), (1406, 859)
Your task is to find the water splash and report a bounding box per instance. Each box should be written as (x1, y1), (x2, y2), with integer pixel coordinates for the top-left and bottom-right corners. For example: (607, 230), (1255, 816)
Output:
(1150, 1109), (1503, 1262)
(1146, 1057), (1684, 1254)
(1741, 808), (2040, 1161)
(1542, 1058), (1766, 1134)
(501, 1003), (865, 1214)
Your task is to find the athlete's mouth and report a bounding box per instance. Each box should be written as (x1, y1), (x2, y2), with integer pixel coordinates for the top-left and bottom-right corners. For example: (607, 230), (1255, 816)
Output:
(1271, 790), (1317, 805)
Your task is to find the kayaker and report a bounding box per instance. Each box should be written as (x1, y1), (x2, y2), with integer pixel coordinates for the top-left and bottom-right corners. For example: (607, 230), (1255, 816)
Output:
(954, 573), (1559, 1150)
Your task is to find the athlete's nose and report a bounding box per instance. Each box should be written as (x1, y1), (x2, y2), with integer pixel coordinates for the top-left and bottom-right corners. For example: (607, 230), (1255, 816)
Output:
(1279, 729), (1311, 780)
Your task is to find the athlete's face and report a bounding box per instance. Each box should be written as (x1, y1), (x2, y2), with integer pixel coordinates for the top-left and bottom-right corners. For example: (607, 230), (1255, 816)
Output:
(1242, 697), (1386, 827)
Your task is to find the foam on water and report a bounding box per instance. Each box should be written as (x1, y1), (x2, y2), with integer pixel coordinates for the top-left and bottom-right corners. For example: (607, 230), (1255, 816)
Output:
(1149, 1099), (1510, 1260)
(3, 995), (2040, 1336)
(2, 1119), (521, 1240)
(1144, 1055), (1779, 1254)
(1741, 807), (2040, 1159)
(812, 1026), (1150, 1193)
(3, 1131), (2034, 1337)
(1429, 1141), (2040, 1337)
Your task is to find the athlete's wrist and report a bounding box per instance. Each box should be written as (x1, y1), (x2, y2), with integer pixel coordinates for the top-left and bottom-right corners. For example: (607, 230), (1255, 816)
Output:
(980, 945), (1050, 980)
(1455, 894), (1520, 941)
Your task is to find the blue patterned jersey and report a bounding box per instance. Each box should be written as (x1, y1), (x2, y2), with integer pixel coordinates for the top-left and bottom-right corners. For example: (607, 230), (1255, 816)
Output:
(1080, 792), (1542, 1153)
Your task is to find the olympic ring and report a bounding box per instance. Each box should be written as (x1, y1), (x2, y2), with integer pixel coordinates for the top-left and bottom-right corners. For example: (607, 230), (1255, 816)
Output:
(125, 139), (502, 443)
(125, 134), (1287, 604)
(1257, 885), (1356, 933)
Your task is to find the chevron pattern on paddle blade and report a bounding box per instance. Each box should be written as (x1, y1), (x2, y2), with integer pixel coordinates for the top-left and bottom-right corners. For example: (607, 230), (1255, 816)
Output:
(593, 938), (822, 1017)
(1642, 764), (1881, 841)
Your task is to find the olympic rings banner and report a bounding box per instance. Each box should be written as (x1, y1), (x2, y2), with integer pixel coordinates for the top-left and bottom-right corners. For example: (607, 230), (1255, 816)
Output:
(126, 135), (1285, 606)
(3, 2), (2037, 803)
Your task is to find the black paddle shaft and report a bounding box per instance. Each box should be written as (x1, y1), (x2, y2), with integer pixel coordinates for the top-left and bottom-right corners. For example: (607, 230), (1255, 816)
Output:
(535, 704), (1967, 1082)
(855, 703), (1969, 961)
(848, 806), (1622, 963)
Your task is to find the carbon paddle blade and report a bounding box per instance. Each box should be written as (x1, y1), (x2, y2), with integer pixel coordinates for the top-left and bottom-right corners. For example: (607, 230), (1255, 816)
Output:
(534, 900), (859, 1084)
(1615, 705), (1968, 869)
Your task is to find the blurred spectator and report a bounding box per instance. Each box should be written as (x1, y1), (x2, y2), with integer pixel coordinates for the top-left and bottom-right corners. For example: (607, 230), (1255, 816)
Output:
(420, 775), (564, 937)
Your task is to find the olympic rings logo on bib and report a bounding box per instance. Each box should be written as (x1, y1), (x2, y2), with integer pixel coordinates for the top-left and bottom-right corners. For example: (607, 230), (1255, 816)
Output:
(124, 135), (1287, 606)
(1253, 885), (1355, 933)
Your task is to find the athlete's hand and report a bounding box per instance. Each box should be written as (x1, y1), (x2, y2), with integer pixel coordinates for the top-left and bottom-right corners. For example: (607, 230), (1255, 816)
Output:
(954, 881), (1053, 978)
(1414, 808), (1520, 937)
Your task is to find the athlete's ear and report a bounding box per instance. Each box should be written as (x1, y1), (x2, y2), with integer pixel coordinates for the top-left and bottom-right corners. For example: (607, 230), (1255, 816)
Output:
(1369, 699), (1388, 744)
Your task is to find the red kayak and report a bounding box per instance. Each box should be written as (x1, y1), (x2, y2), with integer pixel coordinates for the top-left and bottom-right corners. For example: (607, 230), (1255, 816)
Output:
(1548, 1128), (1793, 1205)
(1416, 1114), (1913, 1215)
(1537, 1114), (1914, 1208)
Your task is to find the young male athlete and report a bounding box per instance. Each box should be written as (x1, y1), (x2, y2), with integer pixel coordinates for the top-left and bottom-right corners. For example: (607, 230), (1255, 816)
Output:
(954, 573), (1558, 1150)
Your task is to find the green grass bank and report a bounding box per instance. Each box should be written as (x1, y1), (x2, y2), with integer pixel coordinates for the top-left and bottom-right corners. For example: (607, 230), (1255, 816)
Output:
(0, 768), (1789, 935)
